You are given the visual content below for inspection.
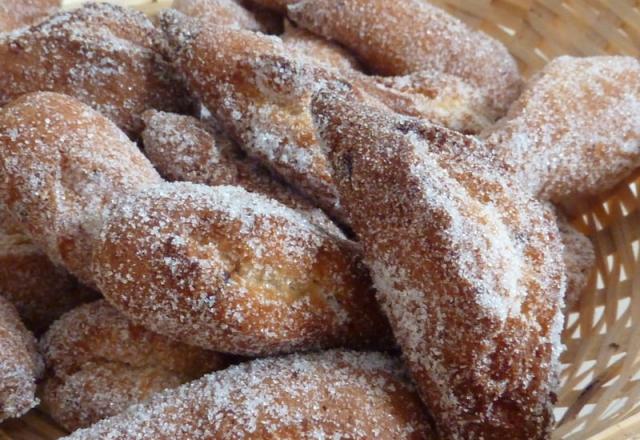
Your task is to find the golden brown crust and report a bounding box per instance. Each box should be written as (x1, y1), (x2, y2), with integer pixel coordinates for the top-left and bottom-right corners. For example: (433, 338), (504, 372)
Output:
(40, 300), (229, 430)
(141, 110), (343, 235)
(63, 350), (433, 440)
(311, 86), (565, 439)
(0, 295), (43, 422)
(288, 0), (522, 115)
(0, 92), (163, 285)
(0, 0), (57, 32)
(94, 182), (390, 355)
(482, 56), (640, 202)
(173, 0), (282, 33)
(0, 3), (192, 136)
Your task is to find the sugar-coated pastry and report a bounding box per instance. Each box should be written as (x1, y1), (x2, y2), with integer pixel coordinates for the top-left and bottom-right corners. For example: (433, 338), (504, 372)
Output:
(311, 85), (565, 439)
(173, 0), (281, 33)
(557, 215), (595, 310)
(0, 92), (163, 285)
(94, 182), (390, 355)
(0, 295), (43, 422)
(0, 3), (192, 136)
(141, 110), (343, 234)
(161, 11), (346, 218)
(281, 20), (361, 72)
(288, 0), (522, 115)
(482, 56), (640, 202)
(0, 0), (57, 32)
(62, 350), (432, 439)
(40, 300), (230, 431)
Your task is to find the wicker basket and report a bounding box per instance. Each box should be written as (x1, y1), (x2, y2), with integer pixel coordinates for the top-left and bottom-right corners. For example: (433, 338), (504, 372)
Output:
(2, 0), (640, 438)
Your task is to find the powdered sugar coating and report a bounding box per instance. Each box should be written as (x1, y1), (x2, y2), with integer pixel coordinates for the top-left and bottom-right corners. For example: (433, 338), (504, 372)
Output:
(141, 110), (343, 235)
(94, 182), (389, 355)
(483, 56), (640, 202)
(0, 92), (162, 285)
(288, 0), (522, 115)
(0, 3), (193, 136)
(0, 0), (57, 32)
(0, 295), (43, 422)
(174, 0), (282, 33)
(41, 300), (229, 430)
(63, 350), (432, 440)
(311, 86), (565, 439)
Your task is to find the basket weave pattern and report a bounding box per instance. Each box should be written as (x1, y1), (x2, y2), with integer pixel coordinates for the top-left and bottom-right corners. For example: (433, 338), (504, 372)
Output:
(2, 0), (640, 439)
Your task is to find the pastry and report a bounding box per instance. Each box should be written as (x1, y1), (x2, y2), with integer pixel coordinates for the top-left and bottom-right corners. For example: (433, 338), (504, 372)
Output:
(40, 300), (229, 430)
(287, 0), (522, 115)
(0, 295), (43, 422)
(311, 85), (565, 439)
(0, 3), (192, 136)
(482, 56), (640, 202)
(62, 350), (432, 439)
(0, 0), (57, 32)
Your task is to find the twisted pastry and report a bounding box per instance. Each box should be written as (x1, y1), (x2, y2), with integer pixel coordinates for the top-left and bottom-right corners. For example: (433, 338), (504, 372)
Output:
(0, 92), (162, 285)
(0, 3), (192, 136)
(62, 350), (432, 439)
(0, 295), (43, 422)
(482, 56), (640, 202)
(287, 0), (522, 115)
(1, 92), (390, 355)
(40, 300), (230, 431)
(0, 0), (57, 32)
(161, 11), (496, 222)
(311, 86), (565, 439)
(173, 0), (281, 33)
(141, 110), (342, 235)
(94, 182), (387, 355)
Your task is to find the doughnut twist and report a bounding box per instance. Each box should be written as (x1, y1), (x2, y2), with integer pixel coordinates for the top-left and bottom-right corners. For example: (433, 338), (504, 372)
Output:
(0, 92), (390, 355)
(40, 300), (230, 431)
(0, 3), (193, 136)
(482, 56), (640, 202)
(286, 0), (522, 115)
(62, 350), (433, 439)
(161, 11), (497, 222)
(556, 215), (595, 311)
(0, 0), (57, 32)
(0, 295), (43, 422)
(311, 85), (565, 439)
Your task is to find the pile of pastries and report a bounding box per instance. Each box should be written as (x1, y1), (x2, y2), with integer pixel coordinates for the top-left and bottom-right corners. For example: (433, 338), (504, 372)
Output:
(1, 0), (637, 438)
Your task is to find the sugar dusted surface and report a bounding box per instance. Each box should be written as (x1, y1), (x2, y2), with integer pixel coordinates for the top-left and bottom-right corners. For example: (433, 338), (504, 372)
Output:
(0, 0), (57, 32)
(0, 3), (191, 135)
(0, 92), (162, 284)
(94, 182), (388, 355)
(63, 350), (432, 440)
(556, 214), (595, 310)
(40, 300), (228, 430)
(0, 295), (43, 422)
(311, 87), (565, 439)
(483, 56), (640, 202)
(288, 0), (522, 115)
(161, 11), (347, 220)
(173, 0), (279, 33)
(141, 110), (344, 236)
